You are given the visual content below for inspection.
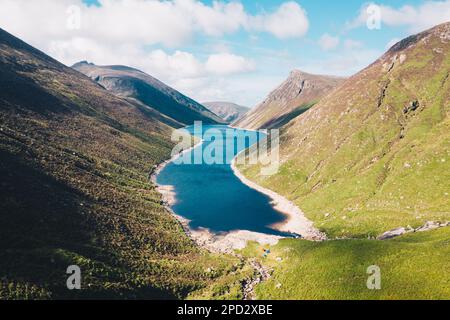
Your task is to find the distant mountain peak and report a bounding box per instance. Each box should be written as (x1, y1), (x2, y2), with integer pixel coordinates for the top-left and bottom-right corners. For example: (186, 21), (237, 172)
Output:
(203, 101), (249, 124)
(234, 69), (344, 129)
(72, 60), (95, 68)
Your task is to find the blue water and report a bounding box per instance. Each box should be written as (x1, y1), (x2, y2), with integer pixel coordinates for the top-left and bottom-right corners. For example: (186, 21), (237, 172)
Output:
(156, 125), (291, 237)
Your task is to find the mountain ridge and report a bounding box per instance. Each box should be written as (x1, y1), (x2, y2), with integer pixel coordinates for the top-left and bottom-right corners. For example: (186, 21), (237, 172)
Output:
(234, 70), (344, 129)
(203, 101), (249, 123)
(72, 61), (224, 126)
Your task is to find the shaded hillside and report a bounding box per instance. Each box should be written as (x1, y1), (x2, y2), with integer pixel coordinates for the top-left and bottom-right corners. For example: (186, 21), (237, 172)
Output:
(203, 101), (249, 123)
(234, 70), (344, 129)
(73, 62), (224, 126)
(0, 28), (244, 299)
(238, 23), (450, 238)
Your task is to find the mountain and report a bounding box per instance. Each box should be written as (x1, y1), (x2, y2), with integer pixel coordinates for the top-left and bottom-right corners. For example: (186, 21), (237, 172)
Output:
(234, 70), (344, 129)
(72, 61), (224, 126)
(203, 101), (249, 123)
(236, 22), (450, 239)
(0, 28), (244, 299)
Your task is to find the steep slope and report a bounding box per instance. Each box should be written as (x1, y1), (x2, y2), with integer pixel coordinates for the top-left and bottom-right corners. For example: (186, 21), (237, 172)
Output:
(0, 28), (244, 299)
(234, 70), (344, 129)
(237, 22), (450, 238)
(203, 101), (249, 123)
(72, 61), (224, 126)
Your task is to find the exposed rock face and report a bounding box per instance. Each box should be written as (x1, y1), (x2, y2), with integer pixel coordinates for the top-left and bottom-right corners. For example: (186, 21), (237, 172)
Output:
(203, 101), (249, 123)
(416, 221), (449, 232)
(377, 227), (412, 240)
(378, 221), (450, 240)
(72, 62), (224, 126)
(233, 70), (344, 129)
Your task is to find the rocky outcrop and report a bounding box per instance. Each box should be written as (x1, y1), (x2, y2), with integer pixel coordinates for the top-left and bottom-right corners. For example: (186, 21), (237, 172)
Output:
(377, 227), (414, 240)
(416, 221), (449, 232)
(377, 221), (450, 240)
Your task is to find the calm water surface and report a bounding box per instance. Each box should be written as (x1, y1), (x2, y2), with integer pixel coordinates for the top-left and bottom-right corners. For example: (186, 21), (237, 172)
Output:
(157, 125), (290, 236)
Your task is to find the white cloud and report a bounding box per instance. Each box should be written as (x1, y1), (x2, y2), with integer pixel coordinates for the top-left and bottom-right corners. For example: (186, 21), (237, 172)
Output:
(349, 1), (450, 33)
(0, 0), (310, 105)
(178, 0), (248, 37)
(0, 0), (310, 50)
(146, 50), (205, 78)
(206, 53), (255, 75)
(318, 34), (340, 51)
(250, 1), (309, 39)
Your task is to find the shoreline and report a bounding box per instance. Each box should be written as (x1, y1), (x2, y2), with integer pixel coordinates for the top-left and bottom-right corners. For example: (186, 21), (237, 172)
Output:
(230, 157), (327, 241)
(151, 125), (326, 254)
(153, 127), (448, 248)
(230, 125), (326, 240)
(151, 136), (282, 253)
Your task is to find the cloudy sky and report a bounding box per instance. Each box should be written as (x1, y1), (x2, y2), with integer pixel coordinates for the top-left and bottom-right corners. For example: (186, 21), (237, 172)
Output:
(0, 0), (449, 107)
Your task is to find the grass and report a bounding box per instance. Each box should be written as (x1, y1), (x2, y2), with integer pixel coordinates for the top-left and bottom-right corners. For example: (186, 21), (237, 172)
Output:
(239, 227), (450, 300)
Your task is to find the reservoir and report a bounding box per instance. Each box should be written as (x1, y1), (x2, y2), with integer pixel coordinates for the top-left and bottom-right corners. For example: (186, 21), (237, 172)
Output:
(156, 125), (291, 237)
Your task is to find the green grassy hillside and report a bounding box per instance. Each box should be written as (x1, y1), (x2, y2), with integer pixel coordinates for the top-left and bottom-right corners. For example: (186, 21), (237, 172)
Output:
(0, 28), (245, 299)
(240, 227), (450, 300)
(238, 23), (450, 239)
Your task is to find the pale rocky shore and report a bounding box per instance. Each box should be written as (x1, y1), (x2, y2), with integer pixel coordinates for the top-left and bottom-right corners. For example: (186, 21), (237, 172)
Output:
(183, 223), (282, 254)
(231, 158), (327, 241)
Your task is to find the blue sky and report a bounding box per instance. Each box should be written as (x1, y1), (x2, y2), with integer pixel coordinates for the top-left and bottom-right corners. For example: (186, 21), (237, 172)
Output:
(1, 0), (449, 106)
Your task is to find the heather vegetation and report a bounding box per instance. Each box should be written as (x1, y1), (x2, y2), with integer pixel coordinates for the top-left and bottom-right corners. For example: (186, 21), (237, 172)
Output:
(0, 28), (246, 299)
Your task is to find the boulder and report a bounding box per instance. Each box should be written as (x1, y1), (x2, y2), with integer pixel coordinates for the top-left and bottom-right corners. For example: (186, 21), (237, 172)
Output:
(416, 221), (441, 232)
(377, 227), (408, 240)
